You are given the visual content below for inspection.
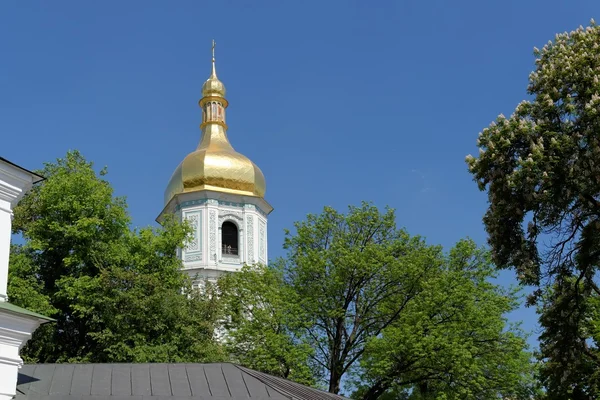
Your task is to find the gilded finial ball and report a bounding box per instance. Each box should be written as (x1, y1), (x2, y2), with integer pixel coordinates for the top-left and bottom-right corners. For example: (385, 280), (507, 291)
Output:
(202, 76), (226, 98)
(202, 40), (226, 98)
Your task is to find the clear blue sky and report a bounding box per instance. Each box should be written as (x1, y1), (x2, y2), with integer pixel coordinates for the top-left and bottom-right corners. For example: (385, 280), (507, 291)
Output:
(2, 1), (598, 346)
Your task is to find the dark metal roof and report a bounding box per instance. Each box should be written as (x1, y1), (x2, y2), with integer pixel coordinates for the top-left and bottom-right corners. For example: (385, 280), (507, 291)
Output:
(16, 363), (347, 400)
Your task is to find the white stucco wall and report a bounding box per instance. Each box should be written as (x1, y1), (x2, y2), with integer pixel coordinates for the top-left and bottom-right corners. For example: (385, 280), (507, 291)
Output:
(179, 197), (269, 284)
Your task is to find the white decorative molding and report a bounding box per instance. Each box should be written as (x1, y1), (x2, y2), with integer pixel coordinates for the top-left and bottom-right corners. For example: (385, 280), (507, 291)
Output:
(259, 220), (266, 263)
(209, 210), (217, 261)
(173, 194), (269, 282)
(184, 254), (203, 262)
(158, 189), (274, 223)
(183, 211), (202, 262)
(247, 216), (254, 263)
(0, 161), (41, 208)
(184, 213), (200, 252)
(218, 211), (243, 224)
(221, 255), (241, 265)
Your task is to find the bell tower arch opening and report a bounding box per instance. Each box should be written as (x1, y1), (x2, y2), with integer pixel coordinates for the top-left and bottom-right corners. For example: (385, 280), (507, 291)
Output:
(221, 221), (239, 256)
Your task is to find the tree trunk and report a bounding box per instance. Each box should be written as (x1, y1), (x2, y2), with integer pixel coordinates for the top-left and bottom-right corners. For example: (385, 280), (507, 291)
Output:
(328, 367), (342, 394)
(361, 380), (389, 400)
(328, 317), (346, 394)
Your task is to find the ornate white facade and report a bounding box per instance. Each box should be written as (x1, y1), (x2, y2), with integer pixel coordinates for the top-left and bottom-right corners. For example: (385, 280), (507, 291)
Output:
(163, 190), (270, 284)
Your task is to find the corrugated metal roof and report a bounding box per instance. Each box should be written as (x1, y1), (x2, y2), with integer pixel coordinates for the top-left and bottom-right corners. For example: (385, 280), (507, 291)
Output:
(236, 366), (346, 400)
(16, 363), (347, 400)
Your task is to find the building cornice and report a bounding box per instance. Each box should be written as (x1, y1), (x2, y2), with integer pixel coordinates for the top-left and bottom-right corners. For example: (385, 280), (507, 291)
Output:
(0, 159), (44, 208)
(157, 190), (273, 224)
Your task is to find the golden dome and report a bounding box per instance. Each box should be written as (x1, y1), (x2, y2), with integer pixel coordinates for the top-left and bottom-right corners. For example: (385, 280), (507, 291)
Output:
(164, 41), (266, 205)
(202, 61), (226, 98)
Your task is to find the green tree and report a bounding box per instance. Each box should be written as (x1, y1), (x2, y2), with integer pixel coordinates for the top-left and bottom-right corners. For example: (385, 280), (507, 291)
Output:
(9, 150), (223, 362)
(356, 240), (539, 400)
(282, 203), (439, 394)
(466, 20), (600, 396)
(222, 203), (536, 398)
(219, 264), (315, 385)
(538, 279), (600, 399)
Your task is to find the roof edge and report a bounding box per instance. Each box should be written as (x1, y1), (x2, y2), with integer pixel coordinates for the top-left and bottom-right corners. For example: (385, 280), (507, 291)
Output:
(0, 302), (55, 322)
(0, 157), (45, 183)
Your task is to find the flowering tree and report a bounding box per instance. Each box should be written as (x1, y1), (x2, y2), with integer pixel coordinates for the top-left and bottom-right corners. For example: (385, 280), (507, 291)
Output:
(467, 20), (600, 397)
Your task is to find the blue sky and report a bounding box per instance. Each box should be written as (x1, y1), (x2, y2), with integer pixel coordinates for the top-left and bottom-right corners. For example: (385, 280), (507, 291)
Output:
(2, 1), (599, 346)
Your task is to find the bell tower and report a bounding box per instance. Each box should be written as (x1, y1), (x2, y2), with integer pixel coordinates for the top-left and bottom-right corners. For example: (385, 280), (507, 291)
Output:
(158, 42), (273, 285)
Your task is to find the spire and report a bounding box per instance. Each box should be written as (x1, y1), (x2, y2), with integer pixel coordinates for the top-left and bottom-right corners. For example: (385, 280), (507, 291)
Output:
(211, 39), (217, 78)
(202, 39), (226, 99)
(200, 40), (228, 132)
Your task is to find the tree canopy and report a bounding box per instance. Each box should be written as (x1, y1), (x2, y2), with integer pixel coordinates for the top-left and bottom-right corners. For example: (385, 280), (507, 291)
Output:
(220, 203), (537, 399)
(9, 151), (223, 363)
(466, 20), (600, 397)
(9, 151), (537, 398)
(219, 264), (315, 386)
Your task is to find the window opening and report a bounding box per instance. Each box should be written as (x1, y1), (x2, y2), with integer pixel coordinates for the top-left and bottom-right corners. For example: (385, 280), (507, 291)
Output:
(222, 221), (238, 256)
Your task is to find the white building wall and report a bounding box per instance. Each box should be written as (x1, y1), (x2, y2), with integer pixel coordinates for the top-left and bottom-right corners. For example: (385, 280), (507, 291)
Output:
(175, 196), (269, 286)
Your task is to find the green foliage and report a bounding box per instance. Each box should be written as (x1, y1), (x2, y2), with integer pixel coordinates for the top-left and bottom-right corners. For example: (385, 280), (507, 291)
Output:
(281, 203), (438, 394)
(466, 19), (600, 290)
(221, 203), (536, 399)
(538, 279), (600, 399)
(219, 264), (315, 386)
(9, 150), (535, 398)
(357, 240), (539, 400)
(466, 20), (600, 396)
(9, 150), (222, 363)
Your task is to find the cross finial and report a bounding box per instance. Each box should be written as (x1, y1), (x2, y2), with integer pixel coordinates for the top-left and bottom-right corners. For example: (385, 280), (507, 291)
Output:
(211, 39), (217, 77)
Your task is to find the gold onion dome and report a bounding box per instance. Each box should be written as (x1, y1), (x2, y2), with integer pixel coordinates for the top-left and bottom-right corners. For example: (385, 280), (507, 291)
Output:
(202, 56), (226, 98)
(164, 41), (266, 205)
